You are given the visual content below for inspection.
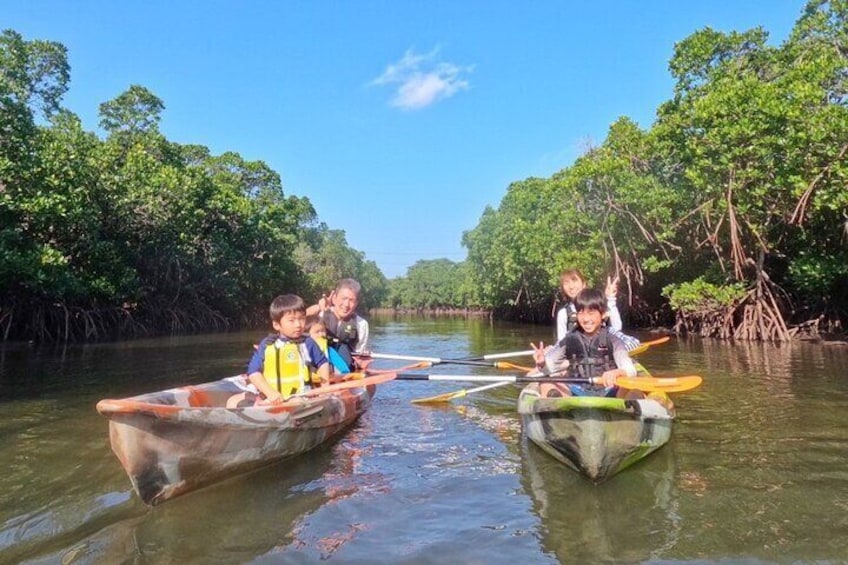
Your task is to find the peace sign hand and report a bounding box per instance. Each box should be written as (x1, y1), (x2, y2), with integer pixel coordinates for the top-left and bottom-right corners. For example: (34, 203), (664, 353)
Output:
(605, 275), (619, 300)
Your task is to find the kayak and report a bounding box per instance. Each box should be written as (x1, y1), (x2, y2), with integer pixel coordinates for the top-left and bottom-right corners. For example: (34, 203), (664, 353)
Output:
(96, 373), (389, 505)
(517, 383), (674, 483)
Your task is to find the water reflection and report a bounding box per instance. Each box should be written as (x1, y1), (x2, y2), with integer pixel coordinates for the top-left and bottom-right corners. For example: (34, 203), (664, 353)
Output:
(521, 438), (681, 563)
(25, 448), (336, 564)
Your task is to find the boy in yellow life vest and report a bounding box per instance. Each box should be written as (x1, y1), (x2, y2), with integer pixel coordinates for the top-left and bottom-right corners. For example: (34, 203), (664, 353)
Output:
(231, 294), (330, 407)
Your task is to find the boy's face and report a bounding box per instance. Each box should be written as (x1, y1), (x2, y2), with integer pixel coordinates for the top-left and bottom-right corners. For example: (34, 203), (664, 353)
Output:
(561, 275), (586, 300)
(273, 311), (306, 339)
(309, 325), (327, 340)
(576, 307), (604, 335)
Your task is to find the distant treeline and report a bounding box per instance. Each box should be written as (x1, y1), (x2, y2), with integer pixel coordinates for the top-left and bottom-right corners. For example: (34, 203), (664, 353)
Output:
(0, 30), (387, 342)
(387, 1), (848, 341)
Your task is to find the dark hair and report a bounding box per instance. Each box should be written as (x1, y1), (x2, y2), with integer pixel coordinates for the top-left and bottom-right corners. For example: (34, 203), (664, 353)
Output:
(269, 294), (305, 321)
(305, 317), (326, 331)
(573, 288), (607, 313)
(559, 268), (587, 285)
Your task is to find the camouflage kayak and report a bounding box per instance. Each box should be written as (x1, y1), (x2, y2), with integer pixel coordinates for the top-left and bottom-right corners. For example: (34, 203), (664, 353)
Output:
(96, 373), (391, 505)
(517, 383), (674, 483)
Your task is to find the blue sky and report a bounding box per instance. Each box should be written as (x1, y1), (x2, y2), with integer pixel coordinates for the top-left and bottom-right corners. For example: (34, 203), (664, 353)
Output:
(4, 1), (806, 278)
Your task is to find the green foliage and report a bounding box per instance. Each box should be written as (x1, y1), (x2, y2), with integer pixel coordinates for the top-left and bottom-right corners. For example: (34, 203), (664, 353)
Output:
(387, 259), (469, 309)
(641, 256), (673, 274)
(463, 117), (681, 321)
(98, 84), (164, 136)
(293, 226), (388, 311)
(0, 29), (69, 119)
(7, 2), (848, 340)
(787, 252), (848, 295)
(661, 278), (747, 313)
(0, 30), (385, 341)
(460, 1), (848, 335)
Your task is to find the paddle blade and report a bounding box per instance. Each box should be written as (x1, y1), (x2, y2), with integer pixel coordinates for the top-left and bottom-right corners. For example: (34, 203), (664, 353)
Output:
(616, 375), (702, 393)
(411, 389), (468, 404)
(410, 381), (512, 405)
(493, 361), (535, 372)
(628, 336), (671, 356)
(633, 362), (654, 378)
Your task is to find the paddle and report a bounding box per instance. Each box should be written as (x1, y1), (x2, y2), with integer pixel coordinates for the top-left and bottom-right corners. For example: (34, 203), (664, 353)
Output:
(411, 381), (513, 405)
(628, 336), (671, 356)
(297, 372), (396, 397)
(363, 352), (534, 371)
(462, 350), (535, 361)
(392, 372), (702, 393)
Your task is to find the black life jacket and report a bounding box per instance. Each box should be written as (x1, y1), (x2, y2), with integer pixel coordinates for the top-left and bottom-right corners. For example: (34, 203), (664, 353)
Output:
(321, 310), (359, 369)
(563, 302), (578, 333)
(560, 328), (617, 387)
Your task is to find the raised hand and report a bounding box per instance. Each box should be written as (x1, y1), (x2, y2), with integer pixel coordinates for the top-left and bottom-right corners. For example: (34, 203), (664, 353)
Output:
(318, 291), (335, 312)
(530, 341), (547, 368)
(605, 275), (619, 300)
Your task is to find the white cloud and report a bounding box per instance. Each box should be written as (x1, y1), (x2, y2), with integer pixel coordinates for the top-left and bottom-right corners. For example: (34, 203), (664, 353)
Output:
(371, 47), (472, 110)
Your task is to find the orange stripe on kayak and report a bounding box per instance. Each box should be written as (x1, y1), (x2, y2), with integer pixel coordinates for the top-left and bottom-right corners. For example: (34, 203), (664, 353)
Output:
(185, 387), (214, 407)
(96, 399), (181, 417)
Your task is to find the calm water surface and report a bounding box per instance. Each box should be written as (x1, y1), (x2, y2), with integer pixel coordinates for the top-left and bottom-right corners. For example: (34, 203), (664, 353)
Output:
(1, 316), (847, 564)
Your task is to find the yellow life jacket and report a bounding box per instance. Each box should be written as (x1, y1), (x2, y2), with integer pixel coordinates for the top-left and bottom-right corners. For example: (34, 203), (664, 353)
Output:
(262, 340), (310, 399)
(314, 336), (328, 355)
(310, 337), (330, 384)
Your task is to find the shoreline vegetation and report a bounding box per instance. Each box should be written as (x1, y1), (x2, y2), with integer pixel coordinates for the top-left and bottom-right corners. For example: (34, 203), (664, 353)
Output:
(369, 308), (848, 346)
(370, 307), (492, 317)
(0, 30), (388, 344)
(3, 2), (848, 344)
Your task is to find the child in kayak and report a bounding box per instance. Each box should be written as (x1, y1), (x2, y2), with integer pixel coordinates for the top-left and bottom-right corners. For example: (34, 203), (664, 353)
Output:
(534, 288), (641, 399)
(555, 268), (640, 350)
(307, 318), (351, 375)
(227, 294), (330, 407)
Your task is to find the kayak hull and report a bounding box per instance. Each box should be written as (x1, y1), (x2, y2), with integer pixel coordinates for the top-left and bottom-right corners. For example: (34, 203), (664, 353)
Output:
(97, 375), (376, 505)
(517, 384), (674, 483)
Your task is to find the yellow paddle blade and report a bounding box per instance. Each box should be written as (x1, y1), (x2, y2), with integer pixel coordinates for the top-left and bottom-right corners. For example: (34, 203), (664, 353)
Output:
(411, 381), (512, 405)
(628, 336), (671, 356)
(615, 375), (702, 393)
(411, 389), (469, 404)
(634, 362), (653, 378)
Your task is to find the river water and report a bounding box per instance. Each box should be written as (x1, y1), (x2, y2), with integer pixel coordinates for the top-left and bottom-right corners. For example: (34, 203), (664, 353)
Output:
(1, 316), (847, 564)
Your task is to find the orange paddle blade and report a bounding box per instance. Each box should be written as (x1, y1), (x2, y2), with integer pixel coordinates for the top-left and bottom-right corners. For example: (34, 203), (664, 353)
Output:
(493, 361), (535, 372)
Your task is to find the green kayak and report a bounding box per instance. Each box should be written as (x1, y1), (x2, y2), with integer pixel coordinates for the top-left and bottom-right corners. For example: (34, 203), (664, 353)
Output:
(517, 384), (674, 483)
